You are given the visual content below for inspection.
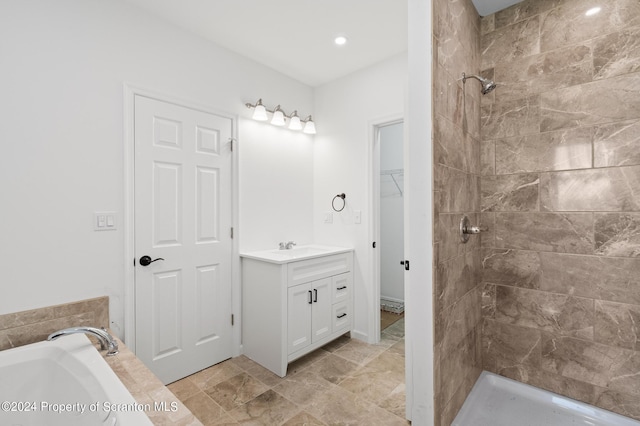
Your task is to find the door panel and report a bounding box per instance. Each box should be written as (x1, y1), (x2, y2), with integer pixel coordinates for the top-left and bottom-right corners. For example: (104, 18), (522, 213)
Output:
(196, 167), (219, 243)
(195, 264), (219, 345)
(288, 283), (312, 354)
(153, 162), (182, 246)
(134, 95), (233, 384)
(152, 269), (182, 360)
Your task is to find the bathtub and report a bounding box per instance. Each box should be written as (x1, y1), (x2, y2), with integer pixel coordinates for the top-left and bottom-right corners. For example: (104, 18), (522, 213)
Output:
(453, 371), (640, 426)
(0, 333), (152, 426)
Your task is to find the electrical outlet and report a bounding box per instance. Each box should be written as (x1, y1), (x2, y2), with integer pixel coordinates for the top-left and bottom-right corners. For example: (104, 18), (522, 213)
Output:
(324, 212), (333, 224)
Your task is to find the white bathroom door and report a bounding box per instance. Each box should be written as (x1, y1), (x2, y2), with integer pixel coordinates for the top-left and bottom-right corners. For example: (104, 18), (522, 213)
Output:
(133, 95), (233, 384)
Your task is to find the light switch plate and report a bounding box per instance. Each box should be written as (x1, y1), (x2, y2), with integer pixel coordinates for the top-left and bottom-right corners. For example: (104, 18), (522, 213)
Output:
(324, 212), (333, 224)
(354, 210), (362, 224)
(94, 211), (117, 231)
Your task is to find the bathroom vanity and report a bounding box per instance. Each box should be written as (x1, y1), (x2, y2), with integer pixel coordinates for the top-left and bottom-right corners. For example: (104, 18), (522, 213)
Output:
(240, 245), (353, 377)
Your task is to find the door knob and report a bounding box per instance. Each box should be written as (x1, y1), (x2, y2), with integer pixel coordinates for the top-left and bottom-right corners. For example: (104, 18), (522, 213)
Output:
(139, 255), (164, 266)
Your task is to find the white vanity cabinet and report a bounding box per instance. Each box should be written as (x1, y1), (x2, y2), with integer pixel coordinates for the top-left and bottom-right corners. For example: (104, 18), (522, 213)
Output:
(241, 247), (353, 377)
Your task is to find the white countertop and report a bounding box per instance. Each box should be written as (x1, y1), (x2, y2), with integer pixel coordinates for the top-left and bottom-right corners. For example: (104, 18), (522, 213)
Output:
(240, 244), (353, 264)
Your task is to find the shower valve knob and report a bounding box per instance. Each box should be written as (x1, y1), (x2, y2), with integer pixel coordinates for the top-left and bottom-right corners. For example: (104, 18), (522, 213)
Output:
(466, 225), (488, 234)
(460, 215), (487, 243)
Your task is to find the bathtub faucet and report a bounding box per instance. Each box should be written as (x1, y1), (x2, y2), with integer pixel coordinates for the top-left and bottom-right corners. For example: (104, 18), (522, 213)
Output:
(48, 327), (119, 356)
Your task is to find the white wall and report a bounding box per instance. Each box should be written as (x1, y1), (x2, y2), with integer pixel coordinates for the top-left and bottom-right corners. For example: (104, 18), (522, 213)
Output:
(313, 53), (407, 343)
(0, 0), (314, 339)
(379, 122), (405, 303)
(239, 120), (314, 251)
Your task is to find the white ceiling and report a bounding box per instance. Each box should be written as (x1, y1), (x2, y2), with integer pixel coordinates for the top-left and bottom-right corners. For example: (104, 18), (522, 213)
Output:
(120, 0), (522, 87)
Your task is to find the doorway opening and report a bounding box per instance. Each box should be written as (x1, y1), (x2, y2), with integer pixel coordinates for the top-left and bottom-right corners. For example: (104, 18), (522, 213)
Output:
(374, 120), (405, 334)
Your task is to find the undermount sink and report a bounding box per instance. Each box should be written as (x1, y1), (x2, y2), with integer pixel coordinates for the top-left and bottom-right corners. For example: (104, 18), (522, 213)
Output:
(240, 244), (352, 264)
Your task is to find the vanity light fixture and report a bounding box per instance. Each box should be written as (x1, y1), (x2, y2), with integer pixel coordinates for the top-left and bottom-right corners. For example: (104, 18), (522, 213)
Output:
(271, 105), (286, 126)
(288, 111), (302, 130)
(245, 99), (317, 134)
(251, 99), (268, 121)
(302, 116), (316, 134)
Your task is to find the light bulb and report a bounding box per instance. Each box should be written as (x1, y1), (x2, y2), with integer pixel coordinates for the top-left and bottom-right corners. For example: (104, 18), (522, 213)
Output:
(334, 35), (348, 46)
(252, 104), (268, 121)
(289, 113), (302, 130)
(271, 109), (285, 126)
(303, 120), (316, 135)
(585, 6), (601, 16)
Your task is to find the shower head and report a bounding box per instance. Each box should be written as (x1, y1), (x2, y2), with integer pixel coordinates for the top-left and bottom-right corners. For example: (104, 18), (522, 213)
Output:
(462, 73), (497, 95)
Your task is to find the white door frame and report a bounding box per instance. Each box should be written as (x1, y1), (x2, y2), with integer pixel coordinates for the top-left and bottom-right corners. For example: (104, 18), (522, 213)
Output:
(123, 83), (241, 356)
(368, 114), (404, 344)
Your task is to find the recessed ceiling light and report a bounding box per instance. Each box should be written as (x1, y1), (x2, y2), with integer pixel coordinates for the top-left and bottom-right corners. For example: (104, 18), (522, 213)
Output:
(334, 35), (348, 46)
(585, 6), (601, 16)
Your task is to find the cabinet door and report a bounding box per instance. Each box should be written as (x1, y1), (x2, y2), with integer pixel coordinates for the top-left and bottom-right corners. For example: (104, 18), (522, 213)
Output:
(311, 278), (332, 343)
(287, 283), (312, 355)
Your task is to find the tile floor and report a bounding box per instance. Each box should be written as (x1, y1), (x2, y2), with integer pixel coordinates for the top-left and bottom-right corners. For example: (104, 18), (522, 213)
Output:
(168, 319), (408, 425)
(380, 310), (404, 330)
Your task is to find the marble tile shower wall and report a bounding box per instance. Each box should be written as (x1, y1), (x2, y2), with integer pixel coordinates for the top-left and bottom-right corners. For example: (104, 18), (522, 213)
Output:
(432, 0), (482, 424)
(480, 0), (640, 420)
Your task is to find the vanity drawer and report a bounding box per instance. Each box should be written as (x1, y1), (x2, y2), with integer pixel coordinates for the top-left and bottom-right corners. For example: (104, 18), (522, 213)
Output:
(331, 273), (351, 304)
(287, 253), (352, 287)
(332, 300), (351, 333)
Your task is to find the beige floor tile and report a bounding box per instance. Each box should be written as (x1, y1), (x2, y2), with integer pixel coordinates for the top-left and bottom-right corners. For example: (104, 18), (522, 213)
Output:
(333, 338), (388, 366)
(205, 372), (270, 412)
(384, 319), (405, 338)
(272, 369), (337, 406)
(320, 333), (351, 353)
(308, 353), (361, 385)
(175, 321), (407, 425)
(281, 411), (327, 426)
(240, 363), (284, 388)
(168, 377), (202, 401)
(306, 385), (409, 426)
(378, 331), (403, 348)
(379, 382), (407, 418)
(338, 352), (405, 406)
(365, 351), (405, 376)
(190, 361), (244, 391)
(182, 392), (237, 425)
(388, 339), (405, 358)
(286, 347), (329, 375)
(229, 355), (259, 371)
(227, 389), (299, 425)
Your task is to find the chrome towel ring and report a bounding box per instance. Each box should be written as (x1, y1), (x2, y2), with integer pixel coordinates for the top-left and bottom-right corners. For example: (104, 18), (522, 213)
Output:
(332, 193), (346, 212)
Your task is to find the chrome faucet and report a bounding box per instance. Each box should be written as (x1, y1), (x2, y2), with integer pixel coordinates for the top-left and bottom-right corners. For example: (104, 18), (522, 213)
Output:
(285, 241), (296, 249)
(48, 327), (119, 356)
(279, 242), (286, 250)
